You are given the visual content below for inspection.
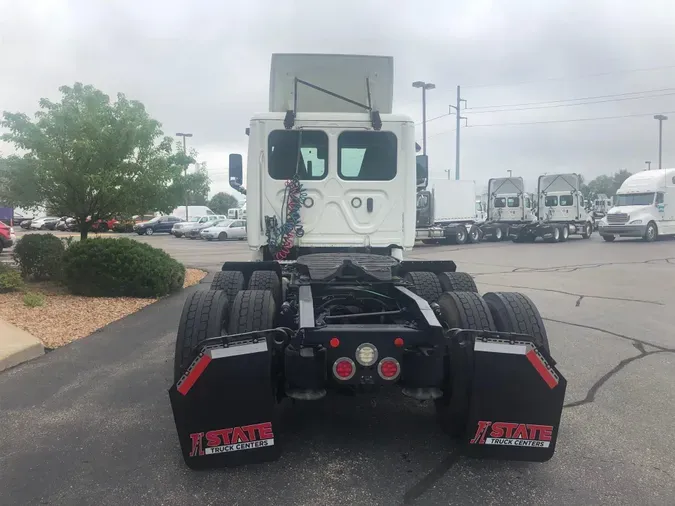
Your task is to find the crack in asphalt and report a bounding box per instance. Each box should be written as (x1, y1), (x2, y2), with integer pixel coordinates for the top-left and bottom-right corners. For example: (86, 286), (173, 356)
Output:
(472, 257), (675, 277)
(477, 282), (664, 306)
(401, 318), (675, 505)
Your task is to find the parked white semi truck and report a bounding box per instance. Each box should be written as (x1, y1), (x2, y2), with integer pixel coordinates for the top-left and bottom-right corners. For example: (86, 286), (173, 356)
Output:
(477, 177), (535, 242)
(598, 168), (675, 242)
(416, 179), (482, 244)
(168, 53), (567, 471)
(509, 173), (593, 243)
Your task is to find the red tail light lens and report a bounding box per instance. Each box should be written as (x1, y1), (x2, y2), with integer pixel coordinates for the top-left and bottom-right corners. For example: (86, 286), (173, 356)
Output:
(378, 358), (400, 380)
(329, 337), (340, 348)
(333, 358), (355, 380)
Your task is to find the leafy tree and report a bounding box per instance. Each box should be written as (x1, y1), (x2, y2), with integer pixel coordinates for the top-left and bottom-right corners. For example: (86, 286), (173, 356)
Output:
(0, 83), (201, 239)
(581, 169), (633, 201)
(208, 192), (239, 214)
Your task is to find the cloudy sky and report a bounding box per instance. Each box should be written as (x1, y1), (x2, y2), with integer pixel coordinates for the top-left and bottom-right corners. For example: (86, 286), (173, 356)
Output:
(2, 0), (675, 196)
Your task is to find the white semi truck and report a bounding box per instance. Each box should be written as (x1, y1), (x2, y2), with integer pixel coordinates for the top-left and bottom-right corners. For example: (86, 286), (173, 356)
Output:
(477, 177), (536, 242)
(509, 173), (593, 243)
(598, 168), (675, 242)
(168, 53), (566, 471)
(416, 179), (482, 244)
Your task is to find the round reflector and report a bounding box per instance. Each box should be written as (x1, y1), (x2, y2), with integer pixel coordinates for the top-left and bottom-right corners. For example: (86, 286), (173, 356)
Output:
(333, 358), (355, 380)
(378, 358), (400, 380)
(355, 343), (378, 366)
(329, 337), (340, 348)
(394, 337), (404, 348)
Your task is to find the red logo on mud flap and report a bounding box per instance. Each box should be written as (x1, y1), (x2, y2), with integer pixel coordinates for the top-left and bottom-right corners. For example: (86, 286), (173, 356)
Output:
(189, 422), (275, 457)
(469, 421), (553, 448)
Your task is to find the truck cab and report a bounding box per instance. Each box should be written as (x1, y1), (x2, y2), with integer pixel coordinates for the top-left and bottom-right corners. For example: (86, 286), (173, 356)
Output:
(478, 177), (535, 241)
(228, 54), (417, 261)
(598, 168), (675, 242)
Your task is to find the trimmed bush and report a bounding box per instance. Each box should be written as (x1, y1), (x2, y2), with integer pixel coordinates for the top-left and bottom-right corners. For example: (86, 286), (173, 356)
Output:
(112, 221), (134, 233)
(62, 237), (185, 298)
(12, 233), (65, 280)
(23, 292), (45, 308)
(0, 264), (24, 292)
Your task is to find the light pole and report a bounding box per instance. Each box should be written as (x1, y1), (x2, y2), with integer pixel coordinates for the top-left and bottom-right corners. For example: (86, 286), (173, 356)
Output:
(412, 81), (435, 156)
(654, 115), (668, 170)
(645, 161), (651, 170)
(176, 132), (193, 220)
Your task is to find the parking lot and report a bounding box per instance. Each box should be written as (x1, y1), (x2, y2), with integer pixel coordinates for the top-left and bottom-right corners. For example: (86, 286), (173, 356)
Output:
(1, 232), (674, 505)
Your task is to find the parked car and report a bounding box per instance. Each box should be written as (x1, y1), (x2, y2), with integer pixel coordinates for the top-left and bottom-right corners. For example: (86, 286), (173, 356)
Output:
(20, 219), (33, 229)
(183, 215), (227, 239)
(56, 217), (78, 231)
(0, 222), (16, 254)
(171, 216), (202, 238)
(134, 215), (183, 235)
(30, 217), (60, 230)
(199, 219), (247, 241)
(90, 218), (119, 232)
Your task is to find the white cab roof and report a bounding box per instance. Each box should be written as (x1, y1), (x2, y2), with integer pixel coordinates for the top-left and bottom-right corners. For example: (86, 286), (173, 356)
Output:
(617, 169), (675, 193)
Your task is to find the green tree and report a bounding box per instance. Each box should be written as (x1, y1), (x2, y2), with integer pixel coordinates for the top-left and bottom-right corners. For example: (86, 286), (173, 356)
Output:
(208, 192), (239, 214)
(0, 83), (193, 239)
(581, 169), (633, 201)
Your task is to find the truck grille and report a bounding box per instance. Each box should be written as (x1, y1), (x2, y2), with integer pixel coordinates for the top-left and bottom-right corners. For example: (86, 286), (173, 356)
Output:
(607, 213), (628, 225)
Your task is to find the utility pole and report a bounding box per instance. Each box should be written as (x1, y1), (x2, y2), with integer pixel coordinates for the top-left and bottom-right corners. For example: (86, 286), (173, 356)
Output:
(449, 85), (467, 180)
(654, 115), (668, 170)
(412, 81), (436, 156)
(645, 161), (651, 170)
(176, 132), (193, 220)
(507, 170), (513, 177)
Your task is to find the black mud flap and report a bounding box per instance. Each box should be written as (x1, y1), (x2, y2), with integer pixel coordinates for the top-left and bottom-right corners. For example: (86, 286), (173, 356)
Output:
(464, 337), (567, 462)
(169, 339), (280, 470)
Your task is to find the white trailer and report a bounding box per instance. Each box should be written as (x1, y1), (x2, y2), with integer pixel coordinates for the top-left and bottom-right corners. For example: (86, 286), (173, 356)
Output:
(416, 179), (481, 244)
(509, 173), (593, 243)
(598, 168), (675, 242)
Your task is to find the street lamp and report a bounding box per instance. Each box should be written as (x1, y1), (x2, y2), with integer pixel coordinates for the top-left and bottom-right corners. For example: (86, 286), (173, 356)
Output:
(412, 81), (436, 156)
(176, 132), (193, 220)
(654, 115), (668, 170)
(645, 161), (651, 170)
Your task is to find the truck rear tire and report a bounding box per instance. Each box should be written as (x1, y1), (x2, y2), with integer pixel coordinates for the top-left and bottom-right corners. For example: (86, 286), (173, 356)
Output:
(482, 292), (550, 354)
(228, 289), (277, 334)
(404, 271), (443, 303)
(455, 227), (468, 245)
(493, 226), (503, 242)
(602, 234), (615, 242)
(434, 291), (496, 437)
(544, 226), (561, 243)
(468, 225), (481, 243)
(174, 289), (230, 383)
(437, 272), (478, 293)
(248, 270), (281, 304)
(560, 225), (569, 242)
(210, 271), (246, 303)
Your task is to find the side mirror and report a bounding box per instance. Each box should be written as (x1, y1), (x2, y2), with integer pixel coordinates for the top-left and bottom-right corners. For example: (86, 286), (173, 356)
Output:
(229, 153), (246, 196)
(416, 154), (428, 186)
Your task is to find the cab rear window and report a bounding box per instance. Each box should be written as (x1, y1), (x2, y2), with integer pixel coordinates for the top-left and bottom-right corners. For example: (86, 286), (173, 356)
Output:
(545, 196), (558, 206)
(338, 131), (397, 181)
(268, 130), (328, 180)
(493, 197), (506, 207)
(507, 197), (520, 207)
(559, 195), (573, 206)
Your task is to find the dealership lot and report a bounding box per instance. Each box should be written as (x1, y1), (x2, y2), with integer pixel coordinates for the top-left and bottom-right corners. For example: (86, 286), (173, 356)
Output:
(1, 233), (674, 505)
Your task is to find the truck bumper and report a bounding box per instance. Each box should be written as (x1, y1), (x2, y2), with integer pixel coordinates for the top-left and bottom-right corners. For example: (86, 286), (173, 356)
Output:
(598, 224), (646, 237)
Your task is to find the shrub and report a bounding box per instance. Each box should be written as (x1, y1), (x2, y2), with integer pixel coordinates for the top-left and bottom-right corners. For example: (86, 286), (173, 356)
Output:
(112, 222), (134, 233)
(0, 264), (24, 292)
(62, 237), (185, 298)
(23, 292), (45, 307)
(12, 234), (65, 280)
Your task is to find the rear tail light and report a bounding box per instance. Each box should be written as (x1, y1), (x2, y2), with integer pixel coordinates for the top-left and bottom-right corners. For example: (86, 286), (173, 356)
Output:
(378, 358), (401, 380)
(333, 358), (355, 380)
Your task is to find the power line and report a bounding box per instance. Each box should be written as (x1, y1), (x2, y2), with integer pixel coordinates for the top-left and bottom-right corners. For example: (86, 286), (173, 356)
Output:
(465, 87), (675, 111)
(466, 91), (675, 114)
(463, 64), (675, 89)
(467, 110), (675, 128)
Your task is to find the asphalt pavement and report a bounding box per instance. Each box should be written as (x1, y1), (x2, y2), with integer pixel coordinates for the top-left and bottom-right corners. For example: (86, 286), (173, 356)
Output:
(1, 233), (674, 505)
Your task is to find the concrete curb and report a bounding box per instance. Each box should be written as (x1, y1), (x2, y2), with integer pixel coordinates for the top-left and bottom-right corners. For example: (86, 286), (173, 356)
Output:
(0, 318), (45, 372)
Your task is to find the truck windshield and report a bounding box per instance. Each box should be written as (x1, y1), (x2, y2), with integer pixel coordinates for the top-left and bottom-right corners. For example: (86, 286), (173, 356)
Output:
(338, 131), (397, 181)
(614, 193), (655, 206)
(268, 130), (328, 180)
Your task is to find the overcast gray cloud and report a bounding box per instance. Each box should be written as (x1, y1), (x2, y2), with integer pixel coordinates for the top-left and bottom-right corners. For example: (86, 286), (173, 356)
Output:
(2, 0), (675, 196)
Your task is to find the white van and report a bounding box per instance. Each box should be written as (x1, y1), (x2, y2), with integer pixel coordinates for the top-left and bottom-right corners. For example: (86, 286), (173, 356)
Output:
(598, 168), (675, 242)
(170, 206), (214, 221)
